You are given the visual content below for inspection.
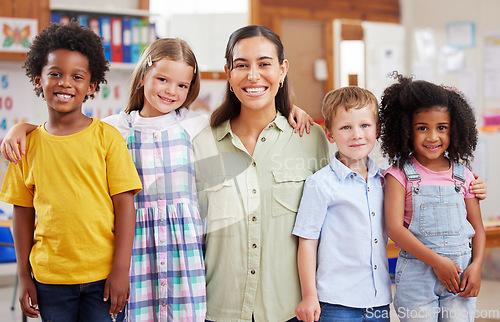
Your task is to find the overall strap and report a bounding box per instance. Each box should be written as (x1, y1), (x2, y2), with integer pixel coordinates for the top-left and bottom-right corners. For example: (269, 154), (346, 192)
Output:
(403, 160), (421, 194)
(452, 163), (466, 193)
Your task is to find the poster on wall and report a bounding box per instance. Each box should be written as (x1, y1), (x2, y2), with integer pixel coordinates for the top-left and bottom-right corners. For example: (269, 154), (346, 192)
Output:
(446, 21), (475, 49)
(483, 33), (500, 99)
(0, 66), (40, 140)
(0, 17), (37, 53)
(80, 69), (131, 119)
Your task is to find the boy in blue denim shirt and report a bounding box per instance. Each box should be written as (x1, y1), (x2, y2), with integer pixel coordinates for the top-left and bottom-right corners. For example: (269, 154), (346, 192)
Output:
(292, 87), (392, 322)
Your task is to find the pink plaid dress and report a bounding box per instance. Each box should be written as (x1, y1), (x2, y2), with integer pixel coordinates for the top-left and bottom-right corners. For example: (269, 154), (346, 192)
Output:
(126, 117), (206, 321)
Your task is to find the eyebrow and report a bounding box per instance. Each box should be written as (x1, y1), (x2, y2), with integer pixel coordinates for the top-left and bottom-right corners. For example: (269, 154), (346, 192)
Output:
(414, 121), (449, 125)
(46, 66), (89, 74)
(233, 56), (274, 63)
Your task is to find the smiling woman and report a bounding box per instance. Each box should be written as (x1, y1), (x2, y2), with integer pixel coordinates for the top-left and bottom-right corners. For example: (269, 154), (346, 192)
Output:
(193, 25), (330, 322)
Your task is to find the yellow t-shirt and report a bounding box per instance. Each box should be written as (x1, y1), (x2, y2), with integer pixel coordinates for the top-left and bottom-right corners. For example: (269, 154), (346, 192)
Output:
(0, 118), (142, 284)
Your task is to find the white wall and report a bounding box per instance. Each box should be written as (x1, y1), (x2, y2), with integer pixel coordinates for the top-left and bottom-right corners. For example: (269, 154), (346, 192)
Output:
(401, 0), (500, 116)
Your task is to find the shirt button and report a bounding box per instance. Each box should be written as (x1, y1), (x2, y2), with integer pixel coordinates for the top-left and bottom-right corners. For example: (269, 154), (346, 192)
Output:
(350, 175), (354, 179)
(371, 212), (375, 217)
(252, 216), (257, 221)
(374, 265), (378, 270)
(252, 189), (257, 194)
(367, 186), (370, 192)
(161, 282), (166, 286)
(252, 244), (257, 248)
(251, 269), (256, 274)
(269, 124), (274, 128)
(252, 161), (256, 167)
(261, 137), (266, 142)
(374, 239), (378, 243)
(161, 261), (165, 266)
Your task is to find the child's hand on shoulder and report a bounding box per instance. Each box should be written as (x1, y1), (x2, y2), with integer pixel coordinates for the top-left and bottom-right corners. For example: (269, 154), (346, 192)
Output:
(289, 104), (314, 137)
(470, 174), (487, 200)
(295, 296), (321, 322)
(0, 123), (35, 163)
(459, 261), (482, 297)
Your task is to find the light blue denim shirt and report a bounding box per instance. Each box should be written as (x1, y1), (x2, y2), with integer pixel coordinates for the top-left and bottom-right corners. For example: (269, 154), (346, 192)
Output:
(292, 153), (392, 308)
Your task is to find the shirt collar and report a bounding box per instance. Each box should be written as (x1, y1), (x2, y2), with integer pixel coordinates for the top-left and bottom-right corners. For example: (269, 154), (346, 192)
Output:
(329, 152), (383, 182)
(215, 110), (286, 142)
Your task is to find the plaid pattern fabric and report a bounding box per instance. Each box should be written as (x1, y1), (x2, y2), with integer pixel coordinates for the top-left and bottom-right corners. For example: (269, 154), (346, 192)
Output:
(126, 119), (206, 321)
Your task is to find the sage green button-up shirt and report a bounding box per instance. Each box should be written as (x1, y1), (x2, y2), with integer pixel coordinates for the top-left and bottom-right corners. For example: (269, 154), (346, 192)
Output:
(193, 113), (329, 322)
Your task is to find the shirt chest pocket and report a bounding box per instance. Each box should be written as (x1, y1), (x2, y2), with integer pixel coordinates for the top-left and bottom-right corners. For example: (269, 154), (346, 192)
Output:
(200, 177), (244, 231)
(271, 168), (312, 217)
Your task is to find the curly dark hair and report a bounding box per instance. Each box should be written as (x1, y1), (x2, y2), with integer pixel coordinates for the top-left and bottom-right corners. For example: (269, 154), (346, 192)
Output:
(23, 21), (109, 101)
(379, 73), (477, 169)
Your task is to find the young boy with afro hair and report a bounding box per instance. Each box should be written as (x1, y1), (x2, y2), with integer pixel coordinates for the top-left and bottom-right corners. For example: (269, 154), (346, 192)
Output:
(0, 21), (142, 321)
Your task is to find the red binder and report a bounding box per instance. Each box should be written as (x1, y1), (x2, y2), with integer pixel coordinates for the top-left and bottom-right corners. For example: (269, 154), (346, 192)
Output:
(111, 17), (123, 63)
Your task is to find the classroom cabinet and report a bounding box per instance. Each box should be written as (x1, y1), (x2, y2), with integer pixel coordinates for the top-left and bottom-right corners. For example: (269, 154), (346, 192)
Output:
(0, 0), (149, 62)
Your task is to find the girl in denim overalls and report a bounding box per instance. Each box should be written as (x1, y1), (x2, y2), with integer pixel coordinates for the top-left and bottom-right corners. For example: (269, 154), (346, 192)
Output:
(379, 74), (486, 321)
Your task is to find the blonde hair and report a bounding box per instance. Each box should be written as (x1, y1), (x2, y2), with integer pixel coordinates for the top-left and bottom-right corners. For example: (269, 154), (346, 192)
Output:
(322, 86), (379, 130)
(125, 38), (200, 113)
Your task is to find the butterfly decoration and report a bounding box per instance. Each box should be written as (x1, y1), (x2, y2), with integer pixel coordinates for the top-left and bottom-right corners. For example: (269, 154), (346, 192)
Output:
(3, 24), (30, 48)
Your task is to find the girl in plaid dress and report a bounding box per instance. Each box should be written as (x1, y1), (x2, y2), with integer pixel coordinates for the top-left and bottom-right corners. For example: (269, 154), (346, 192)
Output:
(105, 38), (207, 321)
(0, 37), (314, 322)
(103, 39), (311, 321)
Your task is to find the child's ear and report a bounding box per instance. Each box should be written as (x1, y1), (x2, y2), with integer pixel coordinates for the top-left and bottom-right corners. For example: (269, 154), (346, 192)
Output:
(34, 76), (42, 89)
(376, 123), (381, 139)
(324, 127), (335, 144)
(86, 82), (97, 96)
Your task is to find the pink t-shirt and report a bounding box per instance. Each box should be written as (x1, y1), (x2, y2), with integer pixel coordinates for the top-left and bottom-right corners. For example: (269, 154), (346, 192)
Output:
(384, 157), (475, 227)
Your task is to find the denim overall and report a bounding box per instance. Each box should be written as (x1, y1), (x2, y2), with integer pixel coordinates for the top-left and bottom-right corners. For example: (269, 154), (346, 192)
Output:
(393, 161), (476, 322)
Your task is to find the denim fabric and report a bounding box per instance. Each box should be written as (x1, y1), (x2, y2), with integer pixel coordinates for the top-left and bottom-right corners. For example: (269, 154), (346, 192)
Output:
(393, 161), (476, 321)
(34, 279), (125, 322)
(394, 250), (476, 321)
(319, 303), (390, 321)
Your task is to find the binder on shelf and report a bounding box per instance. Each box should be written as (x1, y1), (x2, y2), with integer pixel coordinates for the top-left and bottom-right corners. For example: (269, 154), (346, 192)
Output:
(149, 21), (158, 43)
(89, 17), (100, 36)
(111, 17), (123, 63)
(130, 19), (141, 63)
(77, 14), (88, 27)
(139, 19), (149, 56)
(99, 16), (112, 62)
(122, 18), (132, 63)
(51, 12), (61, 23)
(60, 15), (70, 25)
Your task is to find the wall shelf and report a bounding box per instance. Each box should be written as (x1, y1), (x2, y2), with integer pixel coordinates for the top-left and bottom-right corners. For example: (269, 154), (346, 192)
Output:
(50, 4), (151, 17)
